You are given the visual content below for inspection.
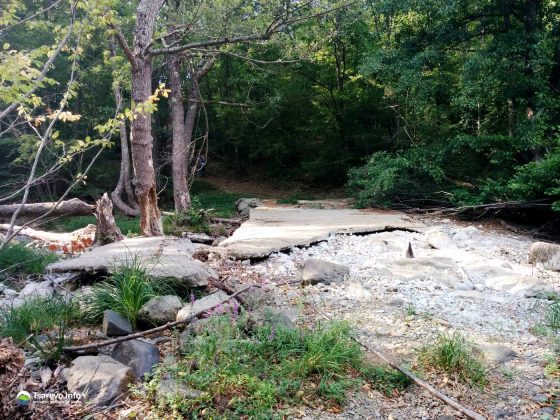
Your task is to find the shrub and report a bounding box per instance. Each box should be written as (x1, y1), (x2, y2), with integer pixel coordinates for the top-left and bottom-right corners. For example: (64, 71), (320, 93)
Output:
(164, 197), (211, 235)
(0, 243), (58, 275)
(0, 297), (81, 344)
(546, 300), (560, 332)
(148, 316), (410, 418)
(418, 332), (487, 388)
(83, 257), (170, 328)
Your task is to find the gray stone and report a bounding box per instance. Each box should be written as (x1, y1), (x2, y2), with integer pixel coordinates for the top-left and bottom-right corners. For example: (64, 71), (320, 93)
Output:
(0, 283), (5, 293)
(300, 258), (350, 285)
(138, 295), (183, 325)
(249, 307), (294, 329)
(529, 242), (560, 271)
(183, 232), (214, 244)
(66, 355), (135, 406)
(474, 343), (517, 364)
(425, 228), (457, 250)
(19, 280), (54, 299)
(156, 378), (202, 401)
(236, 198), (262, 217)
(103, 310), (132, 336)
(111, 339), (160, 380)
(176, 291), (238, 321)
(3, 288), (18, 297)
(47, 237), (216, 287)
(383, 257), (470, 289)
(347, 278), (373, 300)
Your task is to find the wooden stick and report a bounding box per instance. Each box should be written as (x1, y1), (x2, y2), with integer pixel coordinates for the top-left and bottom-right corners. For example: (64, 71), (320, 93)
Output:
(208, 277), (247, 306)
(307, 301), (486, 420)
(62, 285), (255, 353)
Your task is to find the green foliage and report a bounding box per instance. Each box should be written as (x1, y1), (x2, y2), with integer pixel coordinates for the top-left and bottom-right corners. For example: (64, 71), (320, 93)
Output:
(149, 317), (409, 417)
(82, 257), (170, 328)
(0, 243), (58, 275)
(164, 197), (211, 235)
(0, 297), (81, 344)
(418, 332), (487, 388)
(546, 300), (560, 332)
(348, 150), (444, 207)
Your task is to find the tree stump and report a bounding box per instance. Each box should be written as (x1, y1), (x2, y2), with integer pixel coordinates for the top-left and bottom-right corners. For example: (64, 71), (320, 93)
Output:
(95, 193), (124, 245)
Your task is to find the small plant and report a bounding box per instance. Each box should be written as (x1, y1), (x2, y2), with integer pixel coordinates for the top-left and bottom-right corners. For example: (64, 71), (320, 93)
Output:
(406, 304), (417, 316)
(418, 332), (487, 388)
(0, 297), (81, 344)
(546, 300), (560, 332)
(165, 197), (211, 235)
(0, 243), (58, 275)
(83, 257), (170, 328)
(147, 316), (410, 418)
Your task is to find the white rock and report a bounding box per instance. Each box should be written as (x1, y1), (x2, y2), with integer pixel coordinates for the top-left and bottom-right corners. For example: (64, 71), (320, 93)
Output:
(19, 280), (54, 299)
(425, 228), (458, 250)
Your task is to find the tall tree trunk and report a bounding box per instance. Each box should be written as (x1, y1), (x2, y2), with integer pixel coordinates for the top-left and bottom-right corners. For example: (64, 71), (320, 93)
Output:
(109, 39), (139, 217)
(167, 55), (191, 212)
(130, 0), (165, 236)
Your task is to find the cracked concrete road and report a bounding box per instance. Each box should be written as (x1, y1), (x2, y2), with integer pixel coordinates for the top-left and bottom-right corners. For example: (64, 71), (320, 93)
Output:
(217, 206), (425, 259)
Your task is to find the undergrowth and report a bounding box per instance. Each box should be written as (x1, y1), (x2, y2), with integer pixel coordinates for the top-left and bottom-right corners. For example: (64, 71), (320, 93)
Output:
(0, 243), (58, 275)
(0, 297), (81, 344)
(82, 257), (171, 328)
(418, 332), (487, 388)
(148, 316), (410, 418)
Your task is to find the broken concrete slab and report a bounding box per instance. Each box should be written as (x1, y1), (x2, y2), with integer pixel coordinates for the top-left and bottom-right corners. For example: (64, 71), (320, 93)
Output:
(47, 237), (216, 287)
(217, 207), (423, 259)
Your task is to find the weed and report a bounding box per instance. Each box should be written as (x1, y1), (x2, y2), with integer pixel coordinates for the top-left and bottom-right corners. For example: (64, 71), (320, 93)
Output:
(147, 316), (409, 418)
(0, 243), (58, 275)
(164, 198), (211, 235)
(418, 332), (487, 388)
(82, 257), (170, 328)
(406, 304), (417, 316)
(0, 297), (81, 344)
(546, 300), (560, 332)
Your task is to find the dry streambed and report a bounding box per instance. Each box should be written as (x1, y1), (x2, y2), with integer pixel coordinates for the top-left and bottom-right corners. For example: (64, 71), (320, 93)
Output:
(248, 218), (560, 419)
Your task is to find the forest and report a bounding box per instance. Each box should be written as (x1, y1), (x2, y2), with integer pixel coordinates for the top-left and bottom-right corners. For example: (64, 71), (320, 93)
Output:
(1, 0), (559, 235)
(1, 1), (560, 419)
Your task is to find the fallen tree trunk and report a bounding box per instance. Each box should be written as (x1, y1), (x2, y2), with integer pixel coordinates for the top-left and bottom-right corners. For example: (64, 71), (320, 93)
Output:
(0, 223), (95, 245)
(0, 198), (94, 219)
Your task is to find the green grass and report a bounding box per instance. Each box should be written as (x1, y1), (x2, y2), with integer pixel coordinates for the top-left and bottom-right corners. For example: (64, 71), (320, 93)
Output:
(0, 243), (58, 275)
(546, 300), (560, 332)
(0, 297), (81, 344)
(418, 332), (487, 388)
(42, 214), (141, 236)
(82, 257), (172, 328)
(191, 180), (243, 218)
(148, 316), (410, 418)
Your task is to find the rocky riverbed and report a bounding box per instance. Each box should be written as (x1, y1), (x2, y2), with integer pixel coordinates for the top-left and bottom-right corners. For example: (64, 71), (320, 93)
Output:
(244, 216), (560, 419)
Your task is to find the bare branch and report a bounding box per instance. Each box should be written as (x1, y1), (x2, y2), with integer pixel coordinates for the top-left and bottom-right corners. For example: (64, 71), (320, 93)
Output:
(110, 23), (136, 66)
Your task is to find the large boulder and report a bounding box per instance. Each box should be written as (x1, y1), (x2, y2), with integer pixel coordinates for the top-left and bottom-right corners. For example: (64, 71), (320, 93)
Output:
(474, 343), (517, 364)
(425, 228), (457, 250)
(65, 355), (135, 406)
(111, 339), (160, 380)
(299, 258), (350, 285)
(176, 291), (238, 321)
(382, 257), (471, 289)
(103, 310), (132, 337)
(47, 237), (216, 287)
(529, 242), (560, 271)
(19, 280), (54, 299)
(236, 198), (262, 217)
(138, 295), (183, 325)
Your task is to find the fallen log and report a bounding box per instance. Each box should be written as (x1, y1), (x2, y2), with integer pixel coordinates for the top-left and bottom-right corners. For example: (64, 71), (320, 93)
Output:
(0, 198), (94, 219)
(0, 223), (95, 245)
(211, 217), (242, 225)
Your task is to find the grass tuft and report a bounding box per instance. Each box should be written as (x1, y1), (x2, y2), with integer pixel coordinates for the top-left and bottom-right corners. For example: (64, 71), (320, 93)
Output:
(546, 300), (560, 332)
(148, 316), (410, 418)
(82, 257), (171, 328)
(418, 332), (487, 388)
(0, 243), (58, 275)
(0, 297), (81, 344)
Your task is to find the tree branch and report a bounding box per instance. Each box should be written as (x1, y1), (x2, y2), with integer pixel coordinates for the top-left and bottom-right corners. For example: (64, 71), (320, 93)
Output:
(109, 24), (136, 66)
